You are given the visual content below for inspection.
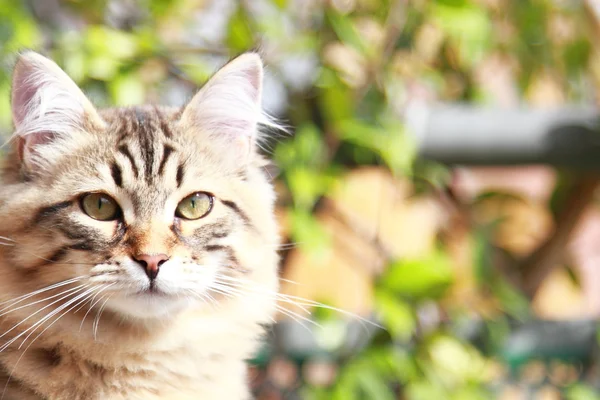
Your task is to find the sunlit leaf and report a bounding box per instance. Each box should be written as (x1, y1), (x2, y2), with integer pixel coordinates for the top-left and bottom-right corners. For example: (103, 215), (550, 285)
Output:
(337, 119), (415, 175)
(327, 12), (368, 56)
(406, 380), (447, 400)
(0, 1), (41, 53)
(109, 73), (146, 105)
(227, 7), (254, 51)
(355, 369), (395, 400)
(271, 0), (287, 9)
(85, 26), (138, 60)
(566, 384), (600, 400)
(491, 279), (530, 320)
(564, 39), (591, 76)
(275, 123), (328, 169)
(382, 251), (453, 299)
(0, 81), (11, 129)
(429, 1), (492, 68)
(289, 209), (331, 255)
(317, 68), (355, 122)
(427, 335), (487, 384)
(375, 290), (416, 341)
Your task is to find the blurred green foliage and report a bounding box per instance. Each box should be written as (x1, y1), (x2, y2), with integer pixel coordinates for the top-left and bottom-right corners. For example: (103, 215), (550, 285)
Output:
(1, 0), (600, 398)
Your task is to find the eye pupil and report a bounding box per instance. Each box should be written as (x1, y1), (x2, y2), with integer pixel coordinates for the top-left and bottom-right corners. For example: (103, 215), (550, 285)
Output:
(81, 193), (120, 221)
(176, 192), (213, 220)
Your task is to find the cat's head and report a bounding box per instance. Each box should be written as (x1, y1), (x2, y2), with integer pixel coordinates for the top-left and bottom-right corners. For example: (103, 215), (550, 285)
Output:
(2, 51), (280, 320)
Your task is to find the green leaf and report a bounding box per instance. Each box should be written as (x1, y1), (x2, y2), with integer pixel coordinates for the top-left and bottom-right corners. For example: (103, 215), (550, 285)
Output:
(429, 1), (492, 68)
(375, 290), (416, 341)
(337, 119), (415, 175)
(406, 380), (447, 400)
(227, 7), (254, 51)
(85, 26), (138, 60)
(381, 251), (453, 299)
(288, 167), (326, 209)
(177, 55), (214, 84)
(271, 0), (287, 8)
(427, 335), (487, 384)
(289, 209), (331, 255)
(355, 369), (395, 400)
(109, 73), (146, 105)
(0, 0), (41, 53)
(327, 12), (368, 56)
(452, 386), (492, 400)
(317, 68), (355, 122)
(274, 123), (327, 169)
(149, 0), (180, 17)
(87, 55), (121, 80)
(0, 81), (11, 129)
(564, 39), (591, 76)
(566, 384), (600, 400)
(332, 376), (359, 400)
(491, 279), (530, 320)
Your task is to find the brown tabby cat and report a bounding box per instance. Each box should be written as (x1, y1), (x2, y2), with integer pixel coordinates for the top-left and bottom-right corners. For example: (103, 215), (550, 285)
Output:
(0, 51), (280, 399)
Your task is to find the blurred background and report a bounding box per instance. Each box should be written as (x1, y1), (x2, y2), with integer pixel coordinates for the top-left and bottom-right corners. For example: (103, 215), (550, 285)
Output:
(2, 0), (600, 398)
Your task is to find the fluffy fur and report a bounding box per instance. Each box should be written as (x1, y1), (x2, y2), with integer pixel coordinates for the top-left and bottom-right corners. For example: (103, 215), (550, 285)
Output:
(0, 52), (280, 399)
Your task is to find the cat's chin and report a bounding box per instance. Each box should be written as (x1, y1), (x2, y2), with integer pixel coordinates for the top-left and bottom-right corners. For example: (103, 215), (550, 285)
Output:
(105, 291), (192, 320)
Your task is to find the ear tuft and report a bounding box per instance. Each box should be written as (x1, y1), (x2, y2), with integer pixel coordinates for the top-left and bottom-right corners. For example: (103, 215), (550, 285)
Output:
(180, 52), (281, 159)
(11, 51), (104, 170)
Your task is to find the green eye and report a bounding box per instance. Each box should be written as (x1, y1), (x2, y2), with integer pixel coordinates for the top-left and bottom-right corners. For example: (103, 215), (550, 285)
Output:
(81, 193), (120, 221)
(176, 192), (213, 220)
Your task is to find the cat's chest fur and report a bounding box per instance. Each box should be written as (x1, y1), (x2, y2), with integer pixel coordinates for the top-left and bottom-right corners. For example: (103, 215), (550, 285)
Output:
(0, 308), (261, 399)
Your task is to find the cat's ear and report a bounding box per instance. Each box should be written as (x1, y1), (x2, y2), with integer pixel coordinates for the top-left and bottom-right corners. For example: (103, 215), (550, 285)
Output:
(11, 51), (105, 170)
(180, 53), (272, 158)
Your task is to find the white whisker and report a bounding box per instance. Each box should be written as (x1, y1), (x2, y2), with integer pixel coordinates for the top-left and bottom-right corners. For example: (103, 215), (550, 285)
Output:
(0, 285), (88, 344)
(0, 284), (85, 318)
(213, 274), (381, 330)
(80, 284), (115, 332)
(93, 295), (112, 340)
(0, 277), (85, 309)
(0, 285), (92, 353)
(274, 304), (321, 333)
(18, 287), (98, 349)
(278, 277), (301, 285)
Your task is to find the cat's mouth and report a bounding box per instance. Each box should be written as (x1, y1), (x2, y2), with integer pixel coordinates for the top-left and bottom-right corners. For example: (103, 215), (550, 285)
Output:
(134, 285), (169, 298)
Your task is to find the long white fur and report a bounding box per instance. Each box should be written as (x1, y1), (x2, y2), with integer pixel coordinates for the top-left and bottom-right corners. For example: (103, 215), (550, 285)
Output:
(181, 53), (285, 149)
(12, 52), (100, 137)
(10, 52), (104, 170)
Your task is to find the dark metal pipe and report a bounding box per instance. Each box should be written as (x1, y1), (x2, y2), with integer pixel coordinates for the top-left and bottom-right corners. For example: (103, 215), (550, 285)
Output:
(409, 104), (600, 168)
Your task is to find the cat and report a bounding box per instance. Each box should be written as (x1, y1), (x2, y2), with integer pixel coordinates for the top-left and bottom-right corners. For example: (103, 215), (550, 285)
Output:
(0, 51), (281, 399)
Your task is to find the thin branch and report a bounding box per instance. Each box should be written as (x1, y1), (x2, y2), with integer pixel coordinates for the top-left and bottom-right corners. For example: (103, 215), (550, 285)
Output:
(519, 174), (600, 299)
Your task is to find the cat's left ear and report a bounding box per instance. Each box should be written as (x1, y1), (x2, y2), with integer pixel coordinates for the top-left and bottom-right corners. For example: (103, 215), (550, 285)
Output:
(180, 53), (270, 158)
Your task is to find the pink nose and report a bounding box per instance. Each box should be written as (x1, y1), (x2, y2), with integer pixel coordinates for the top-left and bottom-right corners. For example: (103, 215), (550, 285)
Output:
(133, 253), (169, 281)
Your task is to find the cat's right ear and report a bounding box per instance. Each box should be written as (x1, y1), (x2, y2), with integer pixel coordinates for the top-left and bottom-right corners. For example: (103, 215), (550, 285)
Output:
(11, 51), (105, 171)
